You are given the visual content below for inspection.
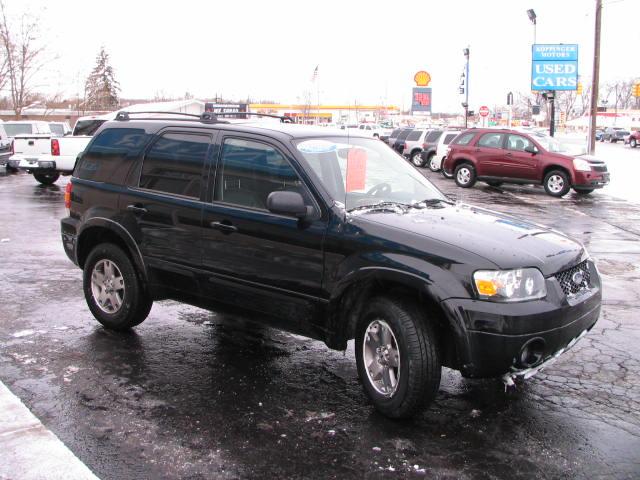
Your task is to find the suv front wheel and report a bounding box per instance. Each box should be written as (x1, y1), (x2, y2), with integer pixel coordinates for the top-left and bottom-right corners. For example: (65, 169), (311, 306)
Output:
(355, 297), (441, 419)
(454, 163), (477, 188)
(543, 170), (571, 197)
(83, 243), (152, 330)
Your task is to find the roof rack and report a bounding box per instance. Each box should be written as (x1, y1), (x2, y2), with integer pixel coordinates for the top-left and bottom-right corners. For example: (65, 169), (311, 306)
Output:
(114, 110), (295, 124)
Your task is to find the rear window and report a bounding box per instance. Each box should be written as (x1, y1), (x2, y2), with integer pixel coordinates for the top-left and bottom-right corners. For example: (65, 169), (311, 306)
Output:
(425, 130), (442, 143)
(4, 123), (32, 136)
(453, 132), (475, 145)
(406, 130), (423, 141)
(50, 124), (65, 136)
(73, 120), (107, 136)
(75, 128), (151, 183)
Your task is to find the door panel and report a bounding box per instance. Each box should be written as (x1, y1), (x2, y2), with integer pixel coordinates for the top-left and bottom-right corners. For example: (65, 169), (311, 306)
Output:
(473, 133), (505, 176)
(502, 134), (538, 180)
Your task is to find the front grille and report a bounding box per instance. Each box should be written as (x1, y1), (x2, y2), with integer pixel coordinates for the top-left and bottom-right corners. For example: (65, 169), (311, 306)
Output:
(554, 260), (591, 297)
(592, 164), (608, 173)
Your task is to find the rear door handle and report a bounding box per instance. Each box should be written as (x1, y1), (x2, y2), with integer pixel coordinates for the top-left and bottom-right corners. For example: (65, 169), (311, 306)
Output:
(209, 221), (238, 233)
(126, 204), (148, 214)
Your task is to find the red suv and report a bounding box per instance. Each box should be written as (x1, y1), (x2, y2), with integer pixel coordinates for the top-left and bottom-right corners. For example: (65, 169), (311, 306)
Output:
(442, 129), (610, 197)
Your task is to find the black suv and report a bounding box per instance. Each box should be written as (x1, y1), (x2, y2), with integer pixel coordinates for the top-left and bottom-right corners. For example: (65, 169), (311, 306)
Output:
(61, 112), (602, 419)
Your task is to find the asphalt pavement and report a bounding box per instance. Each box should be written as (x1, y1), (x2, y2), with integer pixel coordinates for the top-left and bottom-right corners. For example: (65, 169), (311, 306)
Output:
(0, 154), (639, 479)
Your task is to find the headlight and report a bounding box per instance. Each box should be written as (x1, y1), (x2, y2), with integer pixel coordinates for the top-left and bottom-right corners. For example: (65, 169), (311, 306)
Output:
(473, 268), (546, 302)
(573, 158), (591, 172)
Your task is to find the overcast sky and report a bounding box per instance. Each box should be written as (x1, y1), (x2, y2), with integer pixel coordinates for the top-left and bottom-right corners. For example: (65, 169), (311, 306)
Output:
(7, 0), (640, 113)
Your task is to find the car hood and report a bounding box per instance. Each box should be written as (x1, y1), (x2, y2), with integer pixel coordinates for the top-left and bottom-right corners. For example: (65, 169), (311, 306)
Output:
(350, 203), (585, 276)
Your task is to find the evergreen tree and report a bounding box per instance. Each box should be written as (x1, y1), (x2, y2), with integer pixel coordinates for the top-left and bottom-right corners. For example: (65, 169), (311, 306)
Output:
(84, 47), (120, 110)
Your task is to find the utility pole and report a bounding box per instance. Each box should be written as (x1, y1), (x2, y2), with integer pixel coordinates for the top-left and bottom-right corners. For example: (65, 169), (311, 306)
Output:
(463, 47), (470, 128)
(588, 0), (602, 155)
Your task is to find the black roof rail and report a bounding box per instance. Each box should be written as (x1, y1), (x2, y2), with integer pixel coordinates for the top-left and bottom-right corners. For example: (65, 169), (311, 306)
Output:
(114, 110), (295, 125)
(200, 111), (295, 124)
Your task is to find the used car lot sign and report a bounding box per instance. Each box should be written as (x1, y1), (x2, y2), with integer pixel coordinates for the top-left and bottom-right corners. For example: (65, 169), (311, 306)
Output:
(531, 44), (578, 91)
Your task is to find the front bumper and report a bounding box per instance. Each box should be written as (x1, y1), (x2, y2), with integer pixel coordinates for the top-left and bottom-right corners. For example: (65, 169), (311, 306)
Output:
(574, 170), (609, 189)
(442, 260), (601, 378)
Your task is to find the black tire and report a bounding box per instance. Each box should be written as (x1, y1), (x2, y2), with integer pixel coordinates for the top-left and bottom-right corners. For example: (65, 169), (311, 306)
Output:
(630, 139), (637, 148)
(573, 187), (595, 195)
(486, 181), (503, 187)
(34, 172), (60, 185)
(427, 153), (440, 172)
(610, 137), (616, 143)
(454, 162), (477, 188)
(410, 150), (424, 167)
(355, 296), (441, 419)
(83, 243), (152, 330)
(543, 169), (571, 197)
(442, 168), (454, 179)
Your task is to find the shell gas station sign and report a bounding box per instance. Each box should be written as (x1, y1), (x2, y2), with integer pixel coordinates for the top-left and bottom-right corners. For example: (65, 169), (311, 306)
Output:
(412, 71), (432, 114)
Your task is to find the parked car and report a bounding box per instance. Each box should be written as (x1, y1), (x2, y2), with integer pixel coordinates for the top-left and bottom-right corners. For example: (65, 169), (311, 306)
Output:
(392, 128), (414, 155)
(62, 113), (601, 419)
(3, 120), (51, 138)
(594, 129), (604, 142)
(414, 129), (444, 168)
(0, 123), (13, 169)
(427, 129), (464, 173)
(49, 122), (72, 137)
(601, 127), (630, 143)
(357, 124), (384, 139)
(443, 128), (609, 197)
(402, 129), (430, 164)
(386, 128), (402, 146)
(8, 114), (113, 184)
(624, 130), (640, 148)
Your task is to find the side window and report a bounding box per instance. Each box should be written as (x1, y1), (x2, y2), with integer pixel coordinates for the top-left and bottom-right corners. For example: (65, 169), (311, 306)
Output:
(477, 133), (505, 148)
(76, 128), (151, 183)
(453, 132), (475, 145)
(215, 138), (306, 210)
(506, 134), (533, 152)
(425, 131), (443, 142)
(443, 133), (458, 145)
(139, 133), (210, 198)
(406, 130), (423, 141)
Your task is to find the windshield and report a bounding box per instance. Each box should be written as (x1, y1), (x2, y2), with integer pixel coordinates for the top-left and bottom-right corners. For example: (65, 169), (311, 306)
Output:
(73, 119), (107, 136)
(4, 123), (32, 136)
(295, 137), (446, 212)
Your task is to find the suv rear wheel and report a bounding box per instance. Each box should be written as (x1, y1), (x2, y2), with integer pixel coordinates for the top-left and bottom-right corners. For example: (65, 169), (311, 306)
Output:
(428, 154), (440, 172)
(454, 163), (476, 188)
(410, 150), (424, 167)
(355, 297), (441, 419)
(543, 170), (570, 197)
(630, 138), (637, 148)
(83, 243), (152, 330)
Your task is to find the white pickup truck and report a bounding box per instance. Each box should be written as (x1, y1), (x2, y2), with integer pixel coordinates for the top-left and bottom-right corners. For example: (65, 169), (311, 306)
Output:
(8, 113), (112, 185)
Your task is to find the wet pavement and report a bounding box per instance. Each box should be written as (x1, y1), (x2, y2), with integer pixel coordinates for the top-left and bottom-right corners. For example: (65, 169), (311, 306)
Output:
(0, 168), (639, 479)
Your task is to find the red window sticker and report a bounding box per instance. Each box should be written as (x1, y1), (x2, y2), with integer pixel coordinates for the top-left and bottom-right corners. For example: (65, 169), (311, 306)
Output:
(346, 148), (367, 192)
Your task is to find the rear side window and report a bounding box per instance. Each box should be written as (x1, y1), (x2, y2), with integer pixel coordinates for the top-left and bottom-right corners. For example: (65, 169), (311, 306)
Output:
(139, 133), (210, 199)
(76, 128), (151, 183)
(397, 130), (414, 141)
(425, 130), (442, 143)
(453, 132), (475, 145)
(477, 133), (505, 148)
(406, 130), (423, 141)
(215, 138), (306, 210)
(4, 123), (32, 136)
(443, 133), (458, 145)
(390, 129), (400, 137)
(73, 120), (107, 136)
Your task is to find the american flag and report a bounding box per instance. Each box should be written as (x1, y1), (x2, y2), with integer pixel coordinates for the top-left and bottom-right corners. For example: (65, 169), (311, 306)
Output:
(311, 65), (319, 82)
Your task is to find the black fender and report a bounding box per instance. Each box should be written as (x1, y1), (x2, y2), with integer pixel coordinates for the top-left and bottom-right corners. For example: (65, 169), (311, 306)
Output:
(76, 216), (148, 282)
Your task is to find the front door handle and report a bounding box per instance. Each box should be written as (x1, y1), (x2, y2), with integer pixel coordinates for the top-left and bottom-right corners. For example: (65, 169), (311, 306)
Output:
(209, 221), (238, 234)
(126, 204), (148, 214)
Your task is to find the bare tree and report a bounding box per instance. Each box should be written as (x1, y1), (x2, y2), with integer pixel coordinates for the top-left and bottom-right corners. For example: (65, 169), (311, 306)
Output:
(555, 90), (579, 121)
(0, 1), (46, 116)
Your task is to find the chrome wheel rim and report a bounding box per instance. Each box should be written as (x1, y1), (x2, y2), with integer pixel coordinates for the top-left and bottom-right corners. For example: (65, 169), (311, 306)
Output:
(430, 157), (439, 171)
(547, 174), (565, 193)
(457, 167), (471, 184)
(91, 259), (125, 314)
(363, 319), (400, 396)
(412, 153), (422, 166)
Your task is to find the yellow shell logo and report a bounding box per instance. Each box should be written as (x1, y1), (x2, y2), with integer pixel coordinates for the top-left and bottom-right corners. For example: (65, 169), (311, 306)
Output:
(414, 71), (431, 87)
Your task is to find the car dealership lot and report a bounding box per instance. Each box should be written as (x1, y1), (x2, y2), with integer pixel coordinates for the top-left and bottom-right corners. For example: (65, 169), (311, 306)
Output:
(0, 165), (639, 479)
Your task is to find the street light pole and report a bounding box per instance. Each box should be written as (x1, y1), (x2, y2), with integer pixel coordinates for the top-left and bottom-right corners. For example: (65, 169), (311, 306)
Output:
(588, 0), (602, 154)
(463, 47), (470, 128)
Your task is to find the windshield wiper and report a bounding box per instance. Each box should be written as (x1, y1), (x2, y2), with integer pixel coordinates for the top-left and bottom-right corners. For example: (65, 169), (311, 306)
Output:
(411, 198), (455, 208)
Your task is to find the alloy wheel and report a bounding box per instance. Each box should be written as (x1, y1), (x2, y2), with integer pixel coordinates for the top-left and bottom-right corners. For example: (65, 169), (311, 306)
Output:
(547, 174), (565, 194)
(457, 167), (471, 185)
(91, 259), (125, 314)
(363, 319), (401, 396)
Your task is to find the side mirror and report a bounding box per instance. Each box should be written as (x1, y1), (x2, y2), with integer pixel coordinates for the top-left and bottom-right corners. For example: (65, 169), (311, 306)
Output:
(524, 145), (538, 154)
(267, 191), (310, 219)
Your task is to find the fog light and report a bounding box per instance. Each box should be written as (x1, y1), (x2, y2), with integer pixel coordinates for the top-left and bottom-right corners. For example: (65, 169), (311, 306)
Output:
(518, 338), (545, 368)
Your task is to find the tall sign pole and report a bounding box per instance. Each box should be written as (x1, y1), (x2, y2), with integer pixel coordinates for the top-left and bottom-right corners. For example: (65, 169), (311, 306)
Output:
(463, 47), (470, 128)
(588, 0), (602, 155)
